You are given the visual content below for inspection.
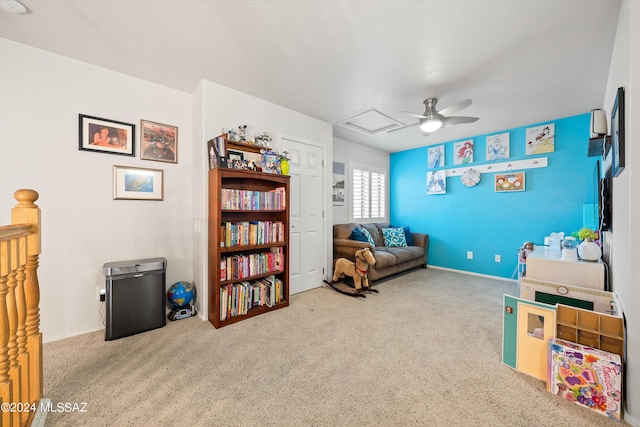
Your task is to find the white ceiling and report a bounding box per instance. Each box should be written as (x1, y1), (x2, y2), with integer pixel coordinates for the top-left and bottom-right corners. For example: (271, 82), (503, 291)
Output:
(0, 0), (621, 152)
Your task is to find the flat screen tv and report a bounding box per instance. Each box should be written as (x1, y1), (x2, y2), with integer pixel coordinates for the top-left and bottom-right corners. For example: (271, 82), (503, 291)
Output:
(594, 160), (611, 231)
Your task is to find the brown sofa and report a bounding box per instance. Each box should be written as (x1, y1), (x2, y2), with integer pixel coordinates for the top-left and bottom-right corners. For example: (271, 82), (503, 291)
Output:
(333, 222), (429, 282)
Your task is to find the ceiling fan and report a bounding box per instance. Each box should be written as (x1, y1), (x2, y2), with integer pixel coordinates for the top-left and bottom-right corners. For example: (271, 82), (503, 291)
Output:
(392, 98), (479, 135)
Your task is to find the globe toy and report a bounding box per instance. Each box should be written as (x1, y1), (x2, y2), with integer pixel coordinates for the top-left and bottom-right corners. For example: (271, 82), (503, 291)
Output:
(167, 281), (195, 308)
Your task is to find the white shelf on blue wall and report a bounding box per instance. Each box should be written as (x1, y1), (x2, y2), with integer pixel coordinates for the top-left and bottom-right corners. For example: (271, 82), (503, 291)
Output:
(443, 157), (548, 177)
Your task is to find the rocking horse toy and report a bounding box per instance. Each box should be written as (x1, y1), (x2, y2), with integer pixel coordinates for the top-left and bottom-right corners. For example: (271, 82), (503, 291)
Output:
(325, 247), (378, 298)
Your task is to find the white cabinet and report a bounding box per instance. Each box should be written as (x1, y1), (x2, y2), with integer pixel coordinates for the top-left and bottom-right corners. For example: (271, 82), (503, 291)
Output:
(525, 248), (605, 290)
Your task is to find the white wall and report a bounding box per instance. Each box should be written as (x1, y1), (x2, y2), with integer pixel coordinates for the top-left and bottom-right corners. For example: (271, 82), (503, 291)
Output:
(192, 80), (334, 320)
(332, 137), (390, 225)
(602, 1), (639, 424)
(0, 39), (194, 342)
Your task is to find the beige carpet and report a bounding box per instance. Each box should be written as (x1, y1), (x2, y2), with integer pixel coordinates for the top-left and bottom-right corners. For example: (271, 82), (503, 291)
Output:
(42, 268), (626, 426)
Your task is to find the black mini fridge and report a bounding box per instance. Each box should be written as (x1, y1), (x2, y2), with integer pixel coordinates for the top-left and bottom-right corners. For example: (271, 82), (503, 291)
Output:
(103, 257), (167, 341)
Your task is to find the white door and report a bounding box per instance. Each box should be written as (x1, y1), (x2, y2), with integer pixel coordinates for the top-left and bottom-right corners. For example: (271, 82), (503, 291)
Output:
(281, 138), (325, 294)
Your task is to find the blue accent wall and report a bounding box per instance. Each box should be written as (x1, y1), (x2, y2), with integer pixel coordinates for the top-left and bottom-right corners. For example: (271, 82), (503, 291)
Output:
(390, 113), (597, 279)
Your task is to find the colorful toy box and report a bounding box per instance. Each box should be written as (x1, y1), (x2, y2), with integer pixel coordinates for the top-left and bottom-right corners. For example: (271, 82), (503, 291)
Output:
(547, 338), (623, 421)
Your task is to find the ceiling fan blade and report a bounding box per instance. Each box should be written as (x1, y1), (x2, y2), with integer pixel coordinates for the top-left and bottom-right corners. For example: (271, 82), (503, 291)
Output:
(437, 98), (473, 117)
(388, 122), (419, 133)
(399, 111), (427, 119)
(443, 116), (479, 126)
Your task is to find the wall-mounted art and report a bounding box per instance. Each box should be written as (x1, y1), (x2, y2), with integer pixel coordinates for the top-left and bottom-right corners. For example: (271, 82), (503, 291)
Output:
(332, 161), (345, 206)
(610, 87), (625, 177)
(495, 172), (525, 192)
(453, 140), (473, 165)
(79, 114), (135, 156)
(461, 168), (481, 187)
(486, 132), (510, 160)
(526, 123), (555, 155)
(427, 170), (446, 195)
(427, 145), (445, 169)
(140, 120), (177, 163)
(113, 165), (164, 200)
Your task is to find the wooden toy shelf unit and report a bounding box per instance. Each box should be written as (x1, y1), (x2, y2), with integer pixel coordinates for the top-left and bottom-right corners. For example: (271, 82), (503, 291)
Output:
(208, 168), (290, 328)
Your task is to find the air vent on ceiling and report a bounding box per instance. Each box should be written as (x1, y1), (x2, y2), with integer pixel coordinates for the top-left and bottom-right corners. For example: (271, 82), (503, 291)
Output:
(338, 108), (405, 135)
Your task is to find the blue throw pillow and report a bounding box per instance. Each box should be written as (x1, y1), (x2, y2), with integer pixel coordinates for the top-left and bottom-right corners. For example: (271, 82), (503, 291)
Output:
(349, 228), (369, 243)
(360, 227), (376, 246)
(382, 227), (407, 247)
(391, 225), (414, 246)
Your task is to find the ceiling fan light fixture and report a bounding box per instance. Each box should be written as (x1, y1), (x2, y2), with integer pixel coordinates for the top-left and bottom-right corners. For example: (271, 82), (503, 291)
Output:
(420, 118), (443, 133)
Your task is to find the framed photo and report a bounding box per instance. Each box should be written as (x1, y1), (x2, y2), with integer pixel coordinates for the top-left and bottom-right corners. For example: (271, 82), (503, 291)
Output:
(261, 150), (281, 174)
(228, 150), (244, 162)
(232, 159), (249, 170)
(332, 161), (345, 206)
(495, 172), (525, 192)
(79, 114), (135, 156)
(113, 165), (164, 201)
(140, 120), (178, 163)
(611, 87), (625, 177)
(207, 138), (219, 169)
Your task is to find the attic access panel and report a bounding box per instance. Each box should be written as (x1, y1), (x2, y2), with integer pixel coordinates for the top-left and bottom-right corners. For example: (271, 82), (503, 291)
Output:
(338, 109), (405, 135)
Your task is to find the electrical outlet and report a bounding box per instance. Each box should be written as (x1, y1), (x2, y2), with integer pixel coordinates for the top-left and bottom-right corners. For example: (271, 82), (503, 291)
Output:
(467, 251), (473, 260)
(97, 286), (106, 301)
(495, 254), (501, 263)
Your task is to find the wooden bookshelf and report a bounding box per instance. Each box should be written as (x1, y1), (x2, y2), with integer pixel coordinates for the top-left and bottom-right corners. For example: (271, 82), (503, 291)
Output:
(208, 168), (290, 328)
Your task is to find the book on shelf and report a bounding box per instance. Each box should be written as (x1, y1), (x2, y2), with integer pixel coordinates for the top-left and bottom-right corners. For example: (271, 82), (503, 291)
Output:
(219, 274), (284, 321)
(220, 247), (284, 281)
(220, 188), (286, 210)
(220, 221), (285, 248)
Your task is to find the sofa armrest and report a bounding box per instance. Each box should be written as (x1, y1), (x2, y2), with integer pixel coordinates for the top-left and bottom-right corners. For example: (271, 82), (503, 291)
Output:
(333, 238), (374, 260)
(411, 232), (429, 266)
(412, 232), (429, 249)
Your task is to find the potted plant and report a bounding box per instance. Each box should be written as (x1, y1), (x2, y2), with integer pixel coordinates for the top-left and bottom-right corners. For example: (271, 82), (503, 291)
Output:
(572, 228), (600, 261)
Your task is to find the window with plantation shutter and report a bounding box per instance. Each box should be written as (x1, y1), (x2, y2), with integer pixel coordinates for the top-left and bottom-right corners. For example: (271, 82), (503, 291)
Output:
(352, 168), (369, 219)
(370, 172), (385, 219)
(350, 163), (386, 222)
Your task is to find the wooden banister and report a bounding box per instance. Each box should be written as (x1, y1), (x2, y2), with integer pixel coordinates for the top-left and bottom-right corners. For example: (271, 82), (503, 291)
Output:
(0, 189), (42, 427)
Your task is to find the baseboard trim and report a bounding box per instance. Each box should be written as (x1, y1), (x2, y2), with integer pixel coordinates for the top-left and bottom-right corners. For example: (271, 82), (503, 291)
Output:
(428, 265), (517, 283)
(623, 411), (639, 427)
(43, 325), (105, 344)
(31, 398), (49, 427)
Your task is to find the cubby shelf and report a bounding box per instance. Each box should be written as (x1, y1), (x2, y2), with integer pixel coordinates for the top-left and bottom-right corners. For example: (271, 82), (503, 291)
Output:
(555, 305), (624, 357)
